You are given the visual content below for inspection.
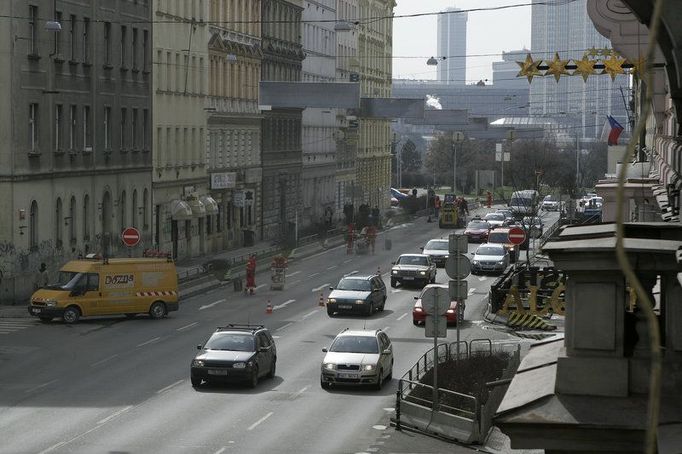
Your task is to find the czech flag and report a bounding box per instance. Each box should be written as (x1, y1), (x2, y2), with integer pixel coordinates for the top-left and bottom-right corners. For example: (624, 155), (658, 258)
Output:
(602, 115), (624, 146)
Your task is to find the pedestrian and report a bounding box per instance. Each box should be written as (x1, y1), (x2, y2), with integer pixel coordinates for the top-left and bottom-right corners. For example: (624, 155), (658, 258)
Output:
(462, 197), (469, 216)
(245, 254), (256, 295)
(434, 196), (441, 219)
(35, 262), (49, 290)
(346, 224), (355, 255)
(366, 224), (377, 255)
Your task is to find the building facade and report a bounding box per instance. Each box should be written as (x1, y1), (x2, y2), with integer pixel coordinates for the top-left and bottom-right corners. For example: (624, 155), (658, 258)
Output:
(436, 7), (468, 85)
(207, 0), (263, 250)
(356, 0), (395, 213)
(492, 49), (532, 90)
(261, 0), (304, 242)
(0, 0), (152, 303)
(153, 0), (215, 260)
(301, 0), (338, 229)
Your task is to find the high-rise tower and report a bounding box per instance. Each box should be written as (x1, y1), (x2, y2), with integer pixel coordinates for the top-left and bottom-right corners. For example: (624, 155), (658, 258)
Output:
(437, 7), (468, 85)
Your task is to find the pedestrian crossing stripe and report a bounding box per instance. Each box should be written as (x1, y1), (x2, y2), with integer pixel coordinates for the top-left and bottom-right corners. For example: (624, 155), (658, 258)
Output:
(0, 319), (36, 334)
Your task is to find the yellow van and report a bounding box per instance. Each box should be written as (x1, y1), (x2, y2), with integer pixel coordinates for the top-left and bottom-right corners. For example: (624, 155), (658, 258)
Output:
(28, 257), (179, 324)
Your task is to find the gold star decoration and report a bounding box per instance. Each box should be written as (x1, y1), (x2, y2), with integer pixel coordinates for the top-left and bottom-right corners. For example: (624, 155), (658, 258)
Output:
(516, 53), (542, 83)
(573, 56), (596, 82)
(628, 56), (647, 77)
(602, 54), (627, 80)
(545, 52), (569, 82)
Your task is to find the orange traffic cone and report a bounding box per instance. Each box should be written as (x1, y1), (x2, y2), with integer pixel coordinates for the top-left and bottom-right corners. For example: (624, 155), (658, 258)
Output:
(265, 300), (273, 314)
(318, 292), (325, 307)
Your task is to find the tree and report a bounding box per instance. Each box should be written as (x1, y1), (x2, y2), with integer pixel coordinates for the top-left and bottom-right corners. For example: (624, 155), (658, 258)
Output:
(424, 133), (494, 193)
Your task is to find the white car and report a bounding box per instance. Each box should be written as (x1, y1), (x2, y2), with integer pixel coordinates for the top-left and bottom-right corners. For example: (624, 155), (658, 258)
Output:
(483, 212), (506, 228)
(541, 195), (560, 211)
(420, 239), (449, 267)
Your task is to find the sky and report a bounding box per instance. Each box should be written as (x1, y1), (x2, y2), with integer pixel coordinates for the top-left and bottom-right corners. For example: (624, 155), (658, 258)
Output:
(392, 0), (532, 83)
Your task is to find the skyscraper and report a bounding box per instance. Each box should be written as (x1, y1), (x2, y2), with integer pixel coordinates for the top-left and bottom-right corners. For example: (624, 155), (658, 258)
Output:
(530, 0), (629, 139)
(437, 7), (468, 85)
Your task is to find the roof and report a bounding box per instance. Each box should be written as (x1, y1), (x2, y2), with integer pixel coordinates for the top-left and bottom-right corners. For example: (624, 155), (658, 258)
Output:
(337, 329), (381, 337)
(340, 274), (374, 280)
(398, 253), (429, 257)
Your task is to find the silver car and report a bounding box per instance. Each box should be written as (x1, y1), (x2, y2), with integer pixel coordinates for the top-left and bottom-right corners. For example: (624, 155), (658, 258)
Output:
(320, 329), (393, 390)
(420, 239), (449, 267)
(390, 254), (437, 288)
(471, 243), (510, 275)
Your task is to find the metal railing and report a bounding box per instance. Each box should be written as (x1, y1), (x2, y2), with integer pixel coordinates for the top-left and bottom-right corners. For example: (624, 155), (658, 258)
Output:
(401, 342), (449, 383)
(398, 378), (478, 420)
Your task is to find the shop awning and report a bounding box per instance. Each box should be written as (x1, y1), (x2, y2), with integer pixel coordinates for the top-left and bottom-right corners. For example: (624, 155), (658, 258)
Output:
(187, 198), (206, 217)
(200, 195), (219, 215)
(170, 200), (193, 220)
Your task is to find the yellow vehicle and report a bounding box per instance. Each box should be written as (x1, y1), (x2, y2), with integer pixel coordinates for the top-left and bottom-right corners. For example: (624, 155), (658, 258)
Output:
(438, 193), (464, 228)
(28, 257), (179, 324)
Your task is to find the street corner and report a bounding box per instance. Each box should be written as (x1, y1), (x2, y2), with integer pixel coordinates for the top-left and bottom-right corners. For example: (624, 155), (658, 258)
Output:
(0, 304), (32, 319)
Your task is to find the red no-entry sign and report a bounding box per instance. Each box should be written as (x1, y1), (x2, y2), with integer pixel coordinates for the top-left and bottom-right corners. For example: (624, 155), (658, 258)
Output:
(508, 227), (526, 245)
(121, 227), (141, 247)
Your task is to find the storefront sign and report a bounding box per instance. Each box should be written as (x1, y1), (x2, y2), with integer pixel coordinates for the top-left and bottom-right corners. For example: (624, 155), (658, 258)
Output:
(211, 172), (237, 190)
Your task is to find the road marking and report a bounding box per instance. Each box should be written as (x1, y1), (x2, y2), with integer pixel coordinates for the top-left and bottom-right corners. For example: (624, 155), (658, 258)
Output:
(343, 259), (353, 264)
(468, 288), (476, 296)
(290, 385), (309, 400)
(396, 313), (408, 321)
(272, 335), (281, 339)
(38, 441), (66, 454)
(289, 279), (301, 286)
(391, 289), (402, 294)
(91, 354), (119, 367)
(199, 299), (225, 310)
(213, 448), (227, 454)
(273, 299), (296, 310)
(255, 284), (267, 291)
(312, 283), (330, 292)
(301, 310), (317, 320)
(275, 322), (293, 332)
(25, 379), (58, 394)
(157, 379), (184, 394)
(177, 322), (198, 331)
(478, 276), (487, 281)
(287, 271), (301, 277)
(326, 265), (338, 270)
(97, 405), (134, 425)
(136, 337), (161, 347)
(309, 272), (320, 278)
(247, 412), (274, 431)
(344, 270), (359, 276)
(382, 326), (390, 332)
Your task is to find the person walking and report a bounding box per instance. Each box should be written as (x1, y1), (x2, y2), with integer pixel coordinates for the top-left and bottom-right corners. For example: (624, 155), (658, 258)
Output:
(366, 223), (377, 255)
(245, 254), (257, 295)
(434, 196), (441, 219)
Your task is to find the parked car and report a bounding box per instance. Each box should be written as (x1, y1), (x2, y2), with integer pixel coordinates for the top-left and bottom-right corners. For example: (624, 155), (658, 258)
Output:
(486, 228), (520, 262)
(496, 209), (515, 223)
(412, 284), (462, 326)
(326, 274), (386, 317)
(522, 216), (544, 238)
(190, 324), (277, 388)
(471, 243), (510, 275)
(541, 195), (560, 211)
(483, 212), (506, 228)
(464, 218), (491, 243)
(421, 239), (449, 267)
(320, 328), (393, 390)
(390, 254), (437, 288)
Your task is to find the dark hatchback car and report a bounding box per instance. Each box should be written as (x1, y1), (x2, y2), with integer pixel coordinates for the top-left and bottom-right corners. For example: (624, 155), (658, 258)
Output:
(326, 275), (387, 316)
(191, 324), (277, 388)
(464, 219), (491, 243)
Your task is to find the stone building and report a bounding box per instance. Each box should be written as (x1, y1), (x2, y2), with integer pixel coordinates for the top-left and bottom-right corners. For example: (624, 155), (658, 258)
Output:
(0, 0), (152, 303)
(261, 0), (305, 242)
(207, 0), (263, 249)
(153, 0), (215, 260)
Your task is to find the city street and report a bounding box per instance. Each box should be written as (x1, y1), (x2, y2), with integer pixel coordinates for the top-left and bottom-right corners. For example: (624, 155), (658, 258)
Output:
(0, 210), (558, 454)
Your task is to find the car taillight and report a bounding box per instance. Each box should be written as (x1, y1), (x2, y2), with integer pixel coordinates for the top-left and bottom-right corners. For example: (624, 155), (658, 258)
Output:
(414, 307), (423, 312)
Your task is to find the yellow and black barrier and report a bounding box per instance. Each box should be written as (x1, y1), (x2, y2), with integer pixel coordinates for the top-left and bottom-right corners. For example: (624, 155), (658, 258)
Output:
(506, 311), (557, 331)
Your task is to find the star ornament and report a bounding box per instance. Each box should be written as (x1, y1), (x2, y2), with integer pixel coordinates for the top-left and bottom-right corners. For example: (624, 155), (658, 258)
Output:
(602, 54), (626, 80)
(545, 52), (569, 82)
(628, 56), (647, 77)
(516, 53), (542, 83)
(573, 56), (596, 82)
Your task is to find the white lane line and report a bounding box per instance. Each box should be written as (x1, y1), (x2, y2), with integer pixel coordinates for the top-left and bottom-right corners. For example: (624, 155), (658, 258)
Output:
(289, 280), (301, 286)
(247, 412), (274, 431)
(177, 322), (198, 331)
(478, 276), (487, 281)
(214, 448), (227, 454)
(343, 259), (352, 264)
(273, 299), (296, 310)
(396, 312), (408, 321)
(91, 354), (119, 367)
(136, 337), (161, 347)
(326, 265), (338, 270)
(275, 322), (293, 332)
(344, 270), (359, 276)
(312, 283), (330, 292)
(287, 271), (301, 277)
(199, 299), (225, 310)
(290, 385), (309, 400)
(25, 379), (58, 394)
(272, 335), (281, 339)
(391, 289), (402, 294)
(301, 310), (317, 320)
(309, 272), (320, 278)
(382, 326), (390, 332)
(97, 405), (134, 425)
(255, 284), (267, 291)
(38, 441), (66, 454)
(157, 379), (184, 394)
(468, 288), (476, 296)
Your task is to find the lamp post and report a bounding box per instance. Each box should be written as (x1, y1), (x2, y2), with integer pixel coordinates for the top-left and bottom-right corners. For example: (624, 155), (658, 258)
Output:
(453, 132), (464, 194)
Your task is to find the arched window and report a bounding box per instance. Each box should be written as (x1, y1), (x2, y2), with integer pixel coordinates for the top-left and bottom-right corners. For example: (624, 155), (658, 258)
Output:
(102, 191), (112, 237)
(83, 194), (90, 240)
(29, 200), (38, 249)
(55, 198), (63, 248)
(132, 189), (138, 228)
(120, 190), (127, 232)
(69, 196), (76, 244)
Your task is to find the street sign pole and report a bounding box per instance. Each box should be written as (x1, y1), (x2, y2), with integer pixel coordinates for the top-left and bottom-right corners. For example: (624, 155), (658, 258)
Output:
(433, 320), (438, 409)
(446, 233), (470, 362)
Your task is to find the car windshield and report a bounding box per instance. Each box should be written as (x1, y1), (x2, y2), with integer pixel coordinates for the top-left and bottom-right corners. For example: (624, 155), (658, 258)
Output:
(488, 232), (509, 243)
(425, 240), (448, 250)
(336, 278), (371, 291)
(330, 336), (379, 354)
(544, 195), (557, 201)
(510, 197), (532, 206)
(467, 221), (489, 229)
(484, 213), (504, 221)
(397, 255), (429, 266)
(476, 246), (504, 256)
(47, 271), (82, 290)
(205, 333), (255, 351)
(523, 217), (541, 224)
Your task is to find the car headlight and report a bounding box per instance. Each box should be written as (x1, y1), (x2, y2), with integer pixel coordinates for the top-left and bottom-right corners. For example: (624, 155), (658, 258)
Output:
(327, 298), (336, 304)
(362, 364), (376, 371)
(323, 363), (335, 370)
(355, 299), (365, 304)
(233, 362), (246, 369)
(497, 261), (505, 265)
(392, 270), (398, 274)
(44, 299), (58, 307)
(419, 271), (426, 275)
(473, 260), (479, 265)
(192, 360), (204, 367)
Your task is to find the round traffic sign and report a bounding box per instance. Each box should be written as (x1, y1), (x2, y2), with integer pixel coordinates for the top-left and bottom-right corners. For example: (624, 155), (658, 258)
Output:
(121, 227), (141, 247)
(508, 226), (526, 245)
(445, 255), (471, 279)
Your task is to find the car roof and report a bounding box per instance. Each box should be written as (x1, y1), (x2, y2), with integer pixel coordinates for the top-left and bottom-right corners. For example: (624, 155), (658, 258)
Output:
(339, 274), (375, 281)
(425, 239), (447, 244)
(477, 243), (505, 251)
(215, 324), (267, 334)
(336, 328), (383, 338)
(399, 253), (429, 258)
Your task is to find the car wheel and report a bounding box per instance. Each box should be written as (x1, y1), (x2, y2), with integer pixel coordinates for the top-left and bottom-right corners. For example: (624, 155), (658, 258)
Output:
(366, 303), (374, 316)
(413, 319), (419, 326)
(387, 362), (393, 380)
(380, 296), (386, 311)
(191, 376), (202, 388)
(38, 316), (53, 323)
(390, 278), (397, 288)
(267, 359), (276, 379)
(320, 378), (331, 390)
(326, 307), (335, 317)
(374, 369), (384, 390)
(249, 366), (259, 389)
(149, 301), (167, 320)
(62, 306), (80, 324)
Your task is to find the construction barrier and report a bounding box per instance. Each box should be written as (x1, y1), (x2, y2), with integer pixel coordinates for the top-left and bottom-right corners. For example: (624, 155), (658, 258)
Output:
(265, 300), (273, 315)
(506, 311), (557, 331)
(318, 292), (325, 307)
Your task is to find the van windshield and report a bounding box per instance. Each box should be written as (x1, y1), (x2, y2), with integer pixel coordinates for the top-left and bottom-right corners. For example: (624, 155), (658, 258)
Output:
(46, 271), (83, 290)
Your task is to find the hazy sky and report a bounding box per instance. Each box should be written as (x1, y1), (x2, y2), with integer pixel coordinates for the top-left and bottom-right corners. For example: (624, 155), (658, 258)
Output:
(393, 0), (532, 83)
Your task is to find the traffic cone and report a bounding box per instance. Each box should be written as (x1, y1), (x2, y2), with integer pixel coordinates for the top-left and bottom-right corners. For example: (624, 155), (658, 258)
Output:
(265, 300), (273, 315)
(318, 292), (325, 307)
(377, 266), (381, 276)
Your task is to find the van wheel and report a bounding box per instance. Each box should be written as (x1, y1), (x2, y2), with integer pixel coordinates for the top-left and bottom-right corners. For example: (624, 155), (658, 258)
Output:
(38, 316), (53, 323)
(267, 359), (276, 379)
(149, 302), (167, 320)
(191, 377), (202, 388)
(249, 366), (259, 388)
(62, 306), (81, 324)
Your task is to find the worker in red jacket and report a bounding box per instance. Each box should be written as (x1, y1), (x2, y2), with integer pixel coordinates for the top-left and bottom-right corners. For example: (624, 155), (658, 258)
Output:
(245, 254), (256, 295)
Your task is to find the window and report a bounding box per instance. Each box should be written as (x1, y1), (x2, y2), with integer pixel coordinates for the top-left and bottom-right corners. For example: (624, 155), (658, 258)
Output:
(69, 196), (76, 244)
(55, 197), (63, 248)
(131, 190), (138, 228)
(69, 15), (76, 61)
(83, 194), (90, 240)
(28, 5), (38, 55)
(143, 189), (149, 229)
(82, 18), (90, 63)
(142, 109), (149, 150)
(120, 25), (127, 67)
(142, 30), (149, 72)
(120, 108), (127, 150)
(103, 22), (111, 65)
(82, 105), (91, 150)
(132, 108), (138, 149)
(54, 104), (63, 152)
(29, 103), (38, 152)
(216, 205), (222, 232)
(104, 107), (111, 150)
(29, 201), (38, 249)
(54, 11), (62, 56)
(86, 273), (99, 292)
(132, 28), (138, 69)
(120, 191), (127, 230)
(69, 105), (76, 150)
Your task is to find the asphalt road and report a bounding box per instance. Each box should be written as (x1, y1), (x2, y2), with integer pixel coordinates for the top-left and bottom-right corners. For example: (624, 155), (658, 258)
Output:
(0, 207), (559, 454)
